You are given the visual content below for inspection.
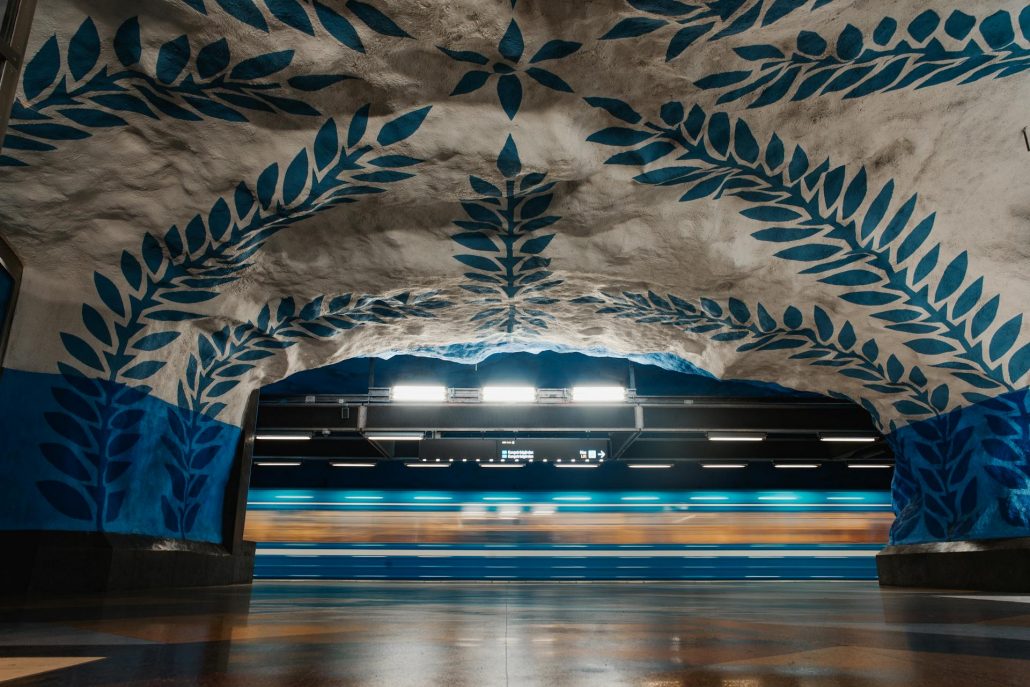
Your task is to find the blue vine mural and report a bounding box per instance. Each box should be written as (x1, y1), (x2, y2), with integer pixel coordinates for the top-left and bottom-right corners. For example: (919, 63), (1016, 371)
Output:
(35, 103), (433, 532)
(452, 136), (563, 333)
(583, 98), (1029, 409)
(161, 289), (451, 536)
(601, 0), (835, 61)
(180, 0), (411, 52)
(2, 16), (353, 167)
(694, 8), (1030, 107)
(439, 16), (581, 119)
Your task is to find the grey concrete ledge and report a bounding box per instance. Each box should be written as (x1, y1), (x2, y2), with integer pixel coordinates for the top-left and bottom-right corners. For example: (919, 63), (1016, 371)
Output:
(878, 537), (1030, 592)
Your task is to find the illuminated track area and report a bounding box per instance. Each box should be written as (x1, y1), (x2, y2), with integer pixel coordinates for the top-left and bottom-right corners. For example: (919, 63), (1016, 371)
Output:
(247, 490), (891, 580)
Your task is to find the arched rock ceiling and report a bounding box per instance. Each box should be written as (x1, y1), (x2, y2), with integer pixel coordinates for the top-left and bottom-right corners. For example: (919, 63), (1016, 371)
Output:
(1, 0), (1028, 430)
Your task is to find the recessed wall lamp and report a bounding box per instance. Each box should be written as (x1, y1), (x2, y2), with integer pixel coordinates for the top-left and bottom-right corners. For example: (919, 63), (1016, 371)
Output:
(571, 386), (626, 403)
(482, 386), (536, 403)
(707, 432), (766, 442)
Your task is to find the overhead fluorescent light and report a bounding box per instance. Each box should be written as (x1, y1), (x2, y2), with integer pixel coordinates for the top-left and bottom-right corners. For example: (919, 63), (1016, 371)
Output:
(554, 464), (598, 469)
(344, 495), (382, 500)
(366, 432), (424, 441)
(255, 461), (301, 467)
(482, 386), (536, 403)
(848, 463), (893, 469)
(553, 496), (591, 501)
(701, 463), (746, 469)
(482, 463), (525, 468)
(820, 435), (877, 443)
(707, 432), (765, 441)
(330, 462), (377, 468)
(483, 496), (521, 501)
(758, 494), (798, 501)
(275, 495), (312, 499)
(255, 433), (311, 441)
(391, 385), (447, 402)
(621, 496), (659, 501)
(627, 464), (672, 469)
(413, 496), (452, 501)
(774, 463), (820, 469)
(405, 462), (448, 468)
(690, 495), (729, 501)
(571, 386), (626, 403)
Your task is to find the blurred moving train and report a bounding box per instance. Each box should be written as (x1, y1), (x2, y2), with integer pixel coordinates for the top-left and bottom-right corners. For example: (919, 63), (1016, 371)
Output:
(246, 490), (892, 580)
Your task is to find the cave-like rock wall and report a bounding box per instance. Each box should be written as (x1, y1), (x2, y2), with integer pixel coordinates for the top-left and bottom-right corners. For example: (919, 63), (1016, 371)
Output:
(0, 1), (1027, 544)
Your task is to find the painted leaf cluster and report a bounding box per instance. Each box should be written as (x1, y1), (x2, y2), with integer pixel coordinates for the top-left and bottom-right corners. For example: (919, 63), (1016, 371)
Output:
(4, 16), (353, 166)
(600, 0), (835, 61)
(439, 17), (581, 119)
(181, 0), (412, 53)
(452, 135), (564, 333)
(695, 8), (1030, 108)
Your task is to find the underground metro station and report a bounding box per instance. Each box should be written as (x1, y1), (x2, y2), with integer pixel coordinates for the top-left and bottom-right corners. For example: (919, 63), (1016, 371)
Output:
(0, 0), (1028, 684)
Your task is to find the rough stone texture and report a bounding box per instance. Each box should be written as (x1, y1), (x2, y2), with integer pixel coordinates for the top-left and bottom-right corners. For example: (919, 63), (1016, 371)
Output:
(877, 537), (1030, 591)
(0, 1), (1027, 546)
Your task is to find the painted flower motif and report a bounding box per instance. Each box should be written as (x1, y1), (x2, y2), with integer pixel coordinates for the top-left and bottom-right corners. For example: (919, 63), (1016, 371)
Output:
(438, 19), (581, 119)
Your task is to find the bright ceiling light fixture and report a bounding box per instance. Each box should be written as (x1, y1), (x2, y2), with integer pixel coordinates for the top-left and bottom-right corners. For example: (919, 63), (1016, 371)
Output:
(627, 464), (672, 469)
(330, 462), (377, 468)
(820, 435), (878, 442)
(554, 463), (598, 469)
(255, 461), (301, 467)
(482, 386), (536, 403)
(774, 463), (820, 469)
(391, 385), (447, 402)
(255, 433), (312, 441)
(701, 463), (746, 469)
(707, 432), (766, 441)
(405, 462), (448, 468)
(481, 463), (525, 468)
(571, 386), (626, 403)
(365, 432), (424, 441)
(848, 463), (893, 469)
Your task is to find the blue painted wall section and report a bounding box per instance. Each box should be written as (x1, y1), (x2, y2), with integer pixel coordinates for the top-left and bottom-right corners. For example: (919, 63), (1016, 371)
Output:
(888, 387), (1030, 544)
(0, 369), (239, 542)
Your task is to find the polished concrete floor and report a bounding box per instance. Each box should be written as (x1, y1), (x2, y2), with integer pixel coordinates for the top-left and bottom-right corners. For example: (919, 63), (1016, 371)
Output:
(0, 581), (1028, 686)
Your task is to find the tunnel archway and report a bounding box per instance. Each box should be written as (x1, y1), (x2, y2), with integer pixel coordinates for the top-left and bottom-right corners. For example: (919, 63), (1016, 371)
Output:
(0, 0), (1027, 589)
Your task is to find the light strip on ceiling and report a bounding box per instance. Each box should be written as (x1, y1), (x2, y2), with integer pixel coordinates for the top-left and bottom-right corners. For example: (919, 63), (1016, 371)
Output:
(774, 463), (820, 469)
(820, 435), (877, 442)
(391, 385), (447, 402)
(255, 434), (311, 441)
(627, 464), (672, 469)
(707, 432), (765, 441)
(330, 462), (377, 467)
(255, 461), (301, 467)
(554, 464), (598, 469)
(848, 463), (893, 469)
(481, 463), (525, 468)
(405, 463), (449, 468)
(366, 432), (424, 441)
(701, 463), (746, 469)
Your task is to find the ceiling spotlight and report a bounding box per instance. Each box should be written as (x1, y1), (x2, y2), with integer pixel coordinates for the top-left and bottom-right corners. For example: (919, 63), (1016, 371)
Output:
(255, 433), (312, 441)
(391, 385), (447, 402)
(820, 435), (877, 442)
(571, 386), (626, 403)
(365, 432), (424, 441)
(774, 463), (820, 469)
(701, 463), (746, 469)
(628, 464), (672, 469)
(330, 462), (376, 467)
(848, 463), (893, 469)
(482, 386), (536, 403)
(707, 432), (765, 441)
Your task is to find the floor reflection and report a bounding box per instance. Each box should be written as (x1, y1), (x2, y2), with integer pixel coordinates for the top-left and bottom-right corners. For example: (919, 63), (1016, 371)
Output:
(0, 581), (1027, 686)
